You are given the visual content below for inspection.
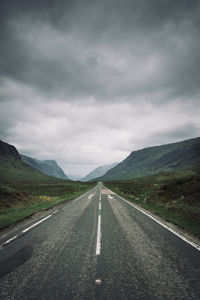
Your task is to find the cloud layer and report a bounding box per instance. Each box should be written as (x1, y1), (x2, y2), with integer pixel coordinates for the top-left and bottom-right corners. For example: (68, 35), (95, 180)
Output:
(0, 0), (200, 176)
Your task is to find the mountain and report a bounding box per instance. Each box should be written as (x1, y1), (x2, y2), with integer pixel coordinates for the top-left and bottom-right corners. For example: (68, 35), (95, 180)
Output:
(81, 162), (118, 181)
(68, 174), (82, 181)
(20, 154), (69, 180)
(0, 140), (60, 183)
(97, 137), (200, 181)
(0, 139), (21, 161)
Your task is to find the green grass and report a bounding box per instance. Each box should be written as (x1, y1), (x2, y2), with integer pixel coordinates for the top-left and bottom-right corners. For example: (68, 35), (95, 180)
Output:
(104, 167), (200, 238)
(0, 179), (95, 230)
(0, 186), (92, 229)
(0, 146), (96, 229)
(99, 137), (200, 181)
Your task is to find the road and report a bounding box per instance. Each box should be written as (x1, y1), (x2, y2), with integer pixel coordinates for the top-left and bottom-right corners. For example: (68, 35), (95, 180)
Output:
(0, 182), (199, 299)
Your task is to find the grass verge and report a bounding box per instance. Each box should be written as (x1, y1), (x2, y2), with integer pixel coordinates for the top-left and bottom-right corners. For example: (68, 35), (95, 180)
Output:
(0, 182), (94, 230)
(104, 168), (200, 238)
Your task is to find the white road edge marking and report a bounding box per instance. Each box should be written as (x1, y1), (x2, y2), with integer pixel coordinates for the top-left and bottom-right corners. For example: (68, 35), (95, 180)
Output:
(73, 190), (93, 203)
(1, 188), (97, 246)
(23, 189), (96, 234)
(2, 235), (18, 246)
(1, 210), (59, 247)
(51, 210), (59, 215)
(22, 214), (52, 233)
(60, 186), (95, 205)
(96, 214), (101, 255)
(115, 193), (200, 251)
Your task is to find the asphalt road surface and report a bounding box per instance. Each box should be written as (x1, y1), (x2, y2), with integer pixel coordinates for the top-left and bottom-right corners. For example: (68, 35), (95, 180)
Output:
(0, 182), (199, 299)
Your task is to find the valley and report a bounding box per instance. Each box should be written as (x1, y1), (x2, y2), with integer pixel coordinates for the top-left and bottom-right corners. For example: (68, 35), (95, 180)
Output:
(0, 140), (94, 230)
(0, 137), (199, 244)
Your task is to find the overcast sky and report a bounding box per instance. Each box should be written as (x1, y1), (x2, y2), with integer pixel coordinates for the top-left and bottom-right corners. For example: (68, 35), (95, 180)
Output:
(0, 0), (200, 176)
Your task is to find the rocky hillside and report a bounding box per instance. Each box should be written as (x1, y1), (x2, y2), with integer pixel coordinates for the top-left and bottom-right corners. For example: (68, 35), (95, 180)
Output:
(97, 137), (200, 181)
(20, 155), (69, 180)
(0, 140), (21, 161)
(0, 140), (59, 183)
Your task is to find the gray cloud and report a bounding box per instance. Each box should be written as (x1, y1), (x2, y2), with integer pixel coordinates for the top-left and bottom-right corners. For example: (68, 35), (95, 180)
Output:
(1, 0), (200, 101)
(0, 0), (200, 175)
(139, 122), (200, 149)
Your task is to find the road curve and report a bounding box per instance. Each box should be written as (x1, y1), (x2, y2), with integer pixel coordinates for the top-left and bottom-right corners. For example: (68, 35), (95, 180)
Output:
(0, 182), (199, 299)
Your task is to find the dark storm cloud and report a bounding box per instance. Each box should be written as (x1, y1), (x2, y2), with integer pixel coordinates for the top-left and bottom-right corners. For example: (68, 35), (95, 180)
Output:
(142, 122), (200, 148)
(0, 0), (200, 175)
(159, 123), (200, 140)
(0, 0), (200, 102)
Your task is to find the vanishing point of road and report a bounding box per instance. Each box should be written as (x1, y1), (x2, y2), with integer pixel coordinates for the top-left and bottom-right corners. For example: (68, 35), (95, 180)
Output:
(0, 182), (199, 299)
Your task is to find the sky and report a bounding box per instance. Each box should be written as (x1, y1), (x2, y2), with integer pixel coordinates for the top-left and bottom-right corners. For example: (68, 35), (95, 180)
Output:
(0, 0), (200, 177)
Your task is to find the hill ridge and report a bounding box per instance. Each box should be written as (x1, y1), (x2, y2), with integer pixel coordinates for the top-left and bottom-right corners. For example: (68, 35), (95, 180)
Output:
(81, 162), (118, 181)
(0, 140), (62, 183)
(20, 154), (69, 180)
(96, 136), (200, 181)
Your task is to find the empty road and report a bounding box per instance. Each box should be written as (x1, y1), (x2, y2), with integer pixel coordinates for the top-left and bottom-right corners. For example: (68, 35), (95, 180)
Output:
(0, 182), (199, 299)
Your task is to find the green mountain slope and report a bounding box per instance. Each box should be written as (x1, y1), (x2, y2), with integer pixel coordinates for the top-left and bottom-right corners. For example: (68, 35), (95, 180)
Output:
(81, 162), (118, 181)
(98, 137), (200, 181)
(0, 140), (62, 183)
(0, 140), (94, 229)
(20, 154), (69, 180)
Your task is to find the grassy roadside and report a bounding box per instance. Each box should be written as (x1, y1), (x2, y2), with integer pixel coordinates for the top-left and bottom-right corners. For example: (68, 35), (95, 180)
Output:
(0, 182), (94, 230)
(104, 168), (200, 238)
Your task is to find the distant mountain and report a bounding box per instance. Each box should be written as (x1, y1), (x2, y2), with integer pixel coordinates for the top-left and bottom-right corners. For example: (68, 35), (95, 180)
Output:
(0, 140), (60, 183)
(68, 174), (82, 181)
(0, 139), (21, 161)
(81, 162), (118, 182)
(20, 154), (69, 180)
(97, 137), (200, 181)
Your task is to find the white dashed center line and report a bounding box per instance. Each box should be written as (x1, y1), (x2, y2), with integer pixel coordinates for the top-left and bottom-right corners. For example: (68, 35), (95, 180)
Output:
(96, 214), (101, 255)
(96, 192), (102, 256)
